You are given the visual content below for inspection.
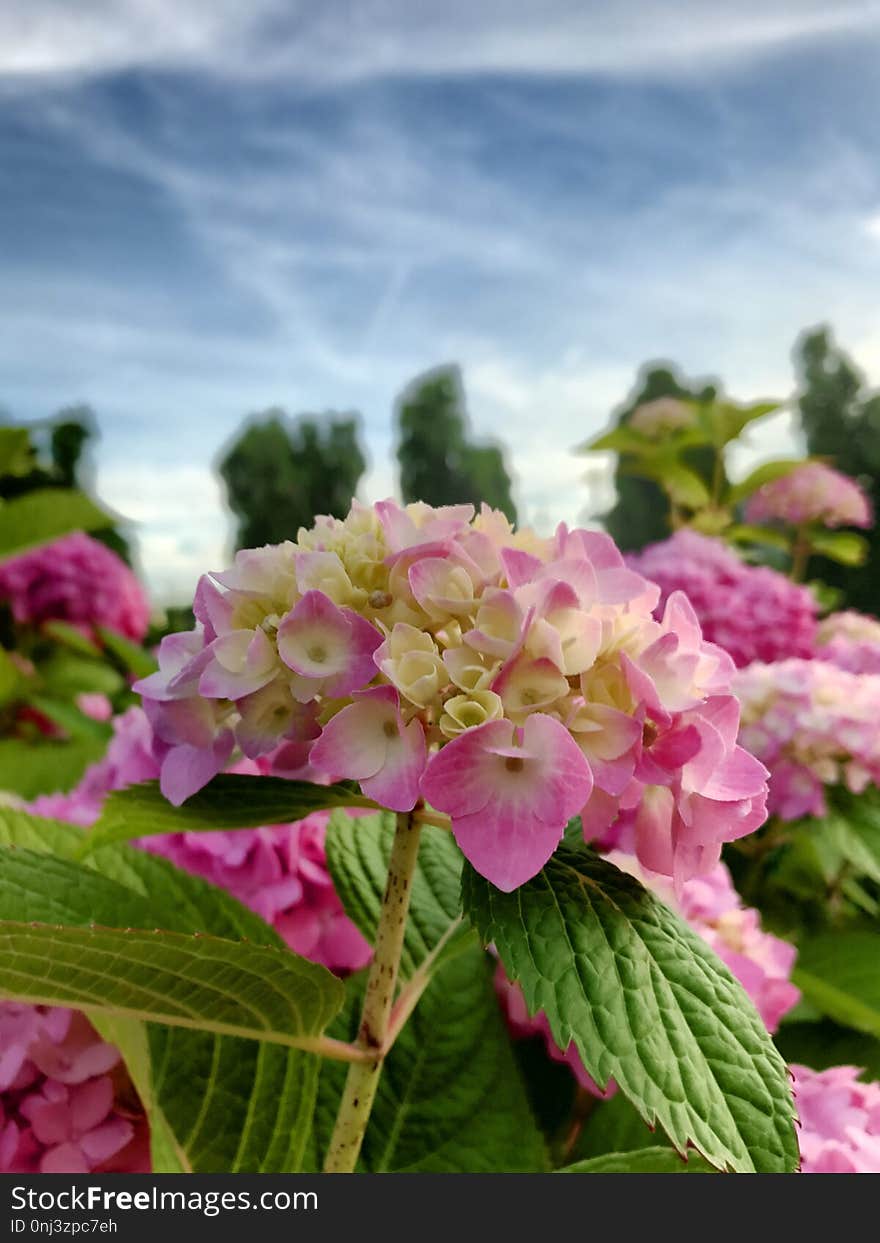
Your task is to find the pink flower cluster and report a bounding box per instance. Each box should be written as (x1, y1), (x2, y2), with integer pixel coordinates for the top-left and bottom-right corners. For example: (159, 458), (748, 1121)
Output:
(734, 659), (880, 821)
(744, 462), (872, 530)
(792, 1064), (880, 1173)
(814, 611), (880, 675)
(31, 707), (371, 974)
(497, 854), (798, 1094)
(0, 532), (150, 640)
(135, 501), (768, 892)
(625, 531), (818, 668)
(0, 1005), (148, 1174)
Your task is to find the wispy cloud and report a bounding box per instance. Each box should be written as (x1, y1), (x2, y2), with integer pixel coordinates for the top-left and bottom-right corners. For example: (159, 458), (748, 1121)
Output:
(3, 2), (880, 83)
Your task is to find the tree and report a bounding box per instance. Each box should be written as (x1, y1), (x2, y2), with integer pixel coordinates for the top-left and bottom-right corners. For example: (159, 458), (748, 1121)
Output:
(218, 410), (367, 549)
(601, 365), (717, 551)
(795, 327), (880, 614)
(395, 366), (517, 523)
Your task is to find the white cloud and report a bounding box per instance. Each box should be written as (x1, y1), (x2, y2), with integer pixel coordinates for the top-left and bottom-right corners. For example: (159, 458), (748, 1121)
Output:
(97, 461), (230, 603)
(2, 1), (879, 84)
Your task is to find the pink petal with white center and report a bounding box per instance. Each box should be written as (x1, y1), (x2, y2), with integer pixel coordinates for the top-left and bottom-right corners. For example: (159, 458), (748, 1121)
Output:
(199, 628), (277, 699)
(408, 554), (479, 618)
(277, 590), (380, 698)
(421, 714), (593, 890)
(361, 715), (426, 811)
(309, 702), (388, 783)
(465, 589), (531, 660)
(309, 686), (426, 811)
(235, 682), (319, 758)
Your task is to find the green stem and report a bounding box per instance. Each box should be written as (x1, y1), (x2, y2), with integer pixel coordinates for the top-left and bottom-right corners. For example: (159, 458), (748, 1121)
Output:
(790, 527), (811, 582)
(323, 809), (422, 1173)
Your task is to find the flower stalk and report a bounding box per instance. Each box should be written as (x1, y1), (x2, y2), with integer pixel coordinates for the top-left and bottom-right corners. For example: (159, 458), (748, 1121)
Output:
(323, 808), (423, 1172)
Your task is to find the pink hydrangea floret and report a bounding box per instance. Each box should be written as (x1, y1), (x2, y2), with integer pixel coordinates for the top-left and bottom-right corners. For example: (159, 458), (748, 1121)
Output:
(134, 501), (769, 892)
(815, 611), (880, 675)
(792, 1064), (880, 1173)
(744, 462), (872, 530)
(626, 530), (818, 667)
(735, 660), (880, 820)
(0, 532), (150, 640)
(0, 1005), (148, 1174)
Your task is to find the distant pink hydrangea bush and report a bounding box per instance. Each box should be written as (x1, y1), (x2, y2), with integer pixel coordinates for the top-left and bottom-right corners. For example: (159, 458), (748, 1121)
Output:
(0, 1005), (148, 1174)
(744, 462), (872, 530)
(135, 501), (768, 892)
(497, 853), (798, 1089)
(0, 532), (150, 640)
(815, 610), (880, 675)
(734, 659), (880, 820)
(792, 1065), (880, 1173)
(626, 530), (818, 667)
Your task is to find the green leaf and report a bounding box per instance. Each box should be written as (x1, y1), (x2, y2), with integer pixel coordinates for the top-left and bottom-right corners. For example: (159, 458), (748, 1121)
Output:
(27, 695), (113, 742)
(728, 459), (805, 504)
(0, 427), (34, 477)
(0, 488), (113, 558)
(462, 844), (798, 1173)
(0, 918), (343, 1052)
(579, 427), (658, 455)
(308, 946), (548, 1172)
(96, 625), (158, 679)
(325, 810), (470, 977)
(809, 529), (868, 567)
(42, 621), (104, 657)
(630, 460), (711, 509)
(726, 523), (792, 552)
(0, 737), (106, 798)
(0, 647), (21, 706)
(81, 775), (379, 856)
(0, 808), (331, 1173)
(570, 1089), (668, 1161)
(39, 650), (125, 698)
(711, 399), (781, 447)
(558, 1148), (717, 1173)
(793, 931), (880, 1038)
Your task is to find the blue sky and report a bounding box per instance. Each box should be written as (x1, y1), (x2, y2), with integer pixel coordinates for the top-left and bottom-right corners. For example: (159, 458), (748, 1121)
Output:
(2, 1), (880, 601)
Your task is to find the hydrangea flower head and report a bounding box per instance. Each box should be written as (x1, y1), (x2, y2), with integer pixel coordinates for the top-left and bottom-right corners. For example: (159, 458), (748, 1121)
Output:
(815, 610), (880, 675)
(744, 462), (872, 530)
(0, 532), (150, 640)
(734, 659), (880, 820)
(792, 1065), (880, 1173)
(626, 531), (818, 667)
(135, 501), (768, 892)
